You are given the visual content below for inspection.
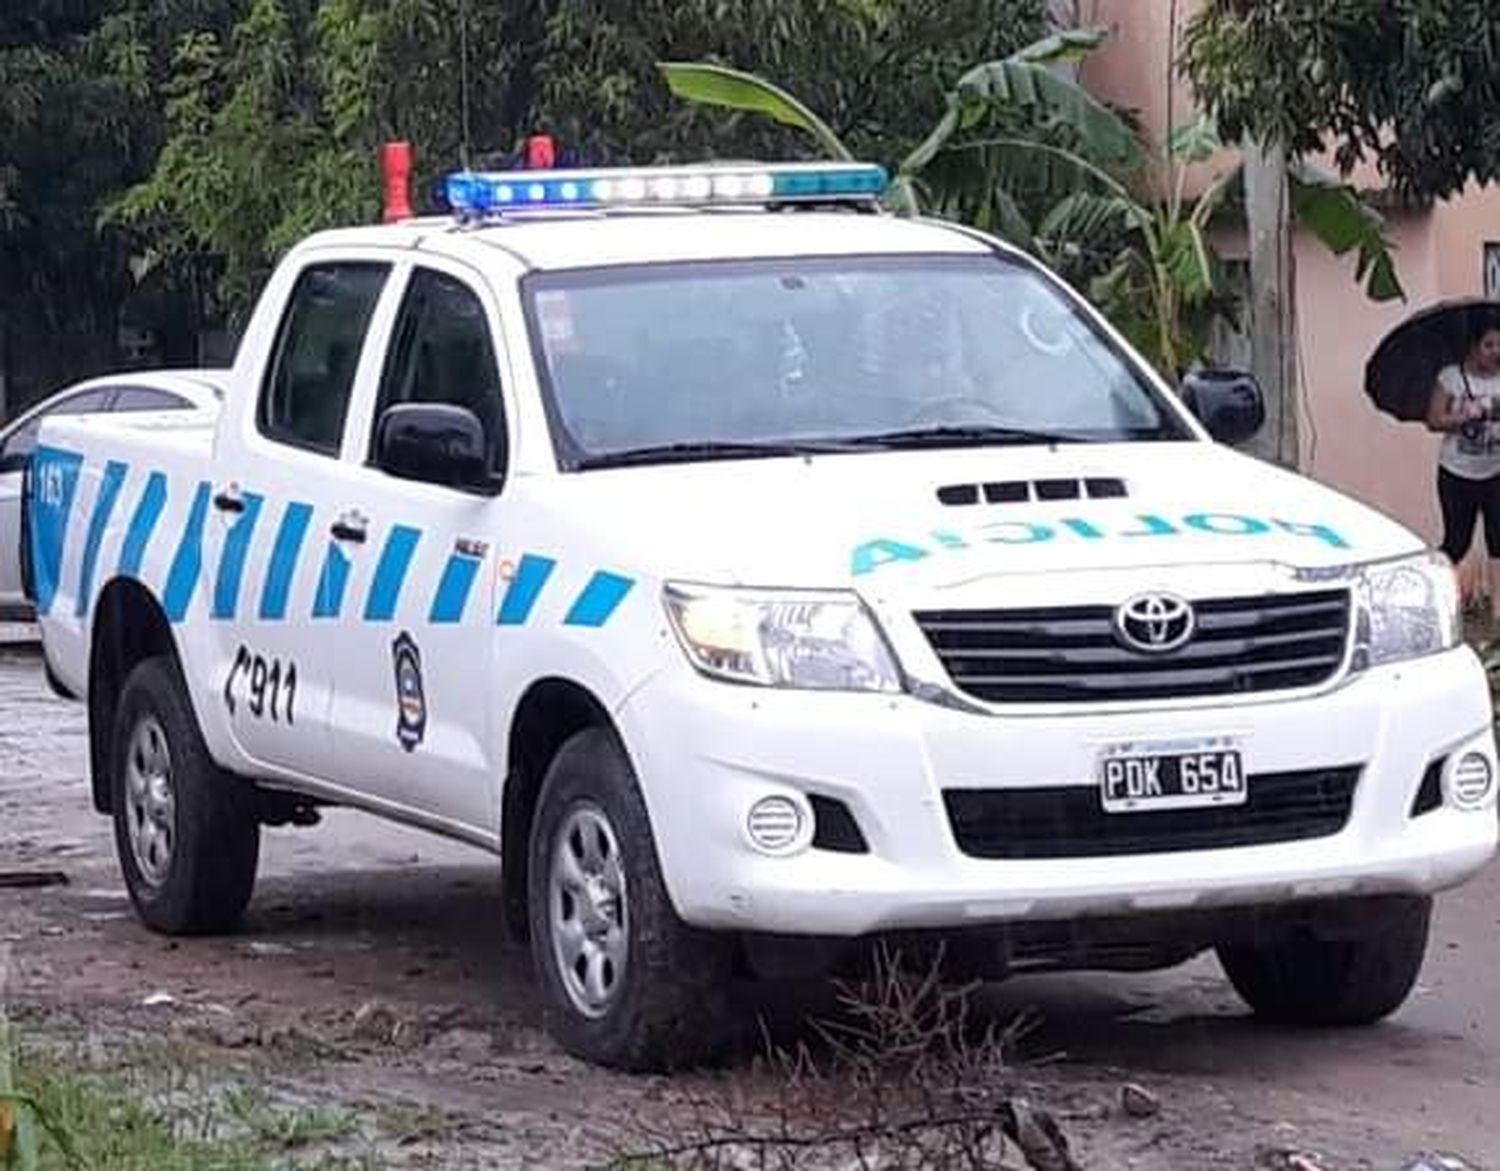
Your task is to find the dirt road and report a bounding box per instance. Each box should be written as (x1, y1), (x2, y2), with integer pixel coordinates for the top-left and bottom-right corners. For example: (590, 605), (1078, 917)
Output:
(1, 645), (1494, 1168)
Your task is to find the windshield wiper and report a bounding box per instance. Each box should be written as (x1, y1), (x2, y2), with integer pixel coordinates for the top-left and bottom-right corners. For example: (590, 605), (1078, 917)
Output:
(574, 438), (861, 470)
(837, 424), (1091, 449)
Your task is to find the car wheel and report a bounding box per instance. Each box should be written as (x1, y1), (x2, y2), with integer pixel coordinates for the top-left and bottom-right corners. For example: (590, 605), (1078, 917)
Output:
(528, 726), (734, 1071)
(1217, 897), (1431, 1026)
(111, 656), (260, 934)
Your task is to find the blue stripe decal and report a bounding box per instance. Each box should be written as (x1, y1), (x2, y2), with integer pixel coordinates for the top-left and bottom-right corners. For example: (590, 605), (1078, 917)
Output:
(74, 459), (127, 618)
(211, 492), (264, 620)
(259, 501), (314, 620)
(117, 471), (167, 578)
(497, 555), (555, 626)
(312, 543), (352, 619)
(429, 553), (482, 624)
(364, 525), (422, 621)
(28, 447), (84, 618)
(162, 482), (211, 622)
(563, 571), (635, 628)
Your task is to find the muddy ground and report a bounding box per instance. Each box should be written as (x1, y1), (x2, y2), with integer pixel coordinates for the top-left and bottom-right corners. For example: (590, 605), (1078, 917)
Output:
(1, 644), (1495, 1169)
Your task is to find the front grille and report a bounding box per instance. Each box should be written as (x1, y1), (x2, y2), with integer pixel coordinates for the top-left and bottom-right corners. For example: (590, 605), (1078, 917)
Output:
(914, 589), (1350, 704)
(944, 766), (1360, 859)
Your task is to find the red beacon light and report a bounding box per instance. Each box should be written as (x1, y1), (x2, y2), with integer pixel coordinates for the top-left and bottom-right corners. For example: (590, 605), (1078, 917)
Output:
(524, 135), (556, 170)
(381, 141), (414, 223)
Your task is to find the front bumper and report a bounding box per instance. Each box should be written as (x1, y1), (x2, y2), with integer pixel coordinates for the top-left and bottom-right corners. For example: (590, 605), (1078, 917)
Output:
(618, 646), (1498, 936)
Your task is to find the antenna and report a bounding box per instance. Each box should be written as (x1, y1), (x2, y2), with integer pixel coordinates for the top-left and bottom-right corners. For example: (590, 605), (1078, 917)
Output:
(459, 0), (472, 171)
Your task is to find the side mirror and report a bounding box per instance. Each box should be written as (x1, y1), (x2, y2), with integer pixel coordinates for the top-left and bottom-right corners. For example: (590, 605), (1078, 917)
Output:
(374, 403), (495, 490)
(1181, 368), (1265, 445)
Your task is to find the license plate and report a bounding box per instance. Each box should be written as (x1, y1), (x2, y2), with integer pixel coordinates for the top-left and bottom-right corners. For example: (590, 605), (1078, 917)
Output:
(1098, 739), (1246, 813)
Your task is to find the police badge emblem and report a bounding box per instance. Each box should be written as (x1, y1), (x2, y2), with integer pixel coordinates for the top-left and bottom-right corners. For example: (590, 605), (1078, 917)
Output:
(392, 632), (427, 752)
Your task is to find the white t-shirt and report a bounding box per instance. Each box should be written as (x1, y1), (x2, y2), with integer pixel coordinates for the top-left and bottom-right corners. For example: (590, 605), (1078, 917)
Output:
(1437, 364), (1500, 480)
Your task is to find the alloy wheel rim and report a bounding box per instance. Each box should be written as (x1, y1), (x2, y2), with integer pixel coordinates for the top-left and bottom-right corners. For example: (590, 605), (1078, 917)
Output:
(548, 804), (628, 1019)
(124, 714), (175, 888)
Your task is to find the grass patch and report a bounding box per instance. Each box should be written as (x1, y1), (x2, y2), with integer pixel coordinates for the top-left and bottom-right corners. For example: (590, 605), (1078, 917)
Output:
(223, 1087), (359, 1152)
(8, 1042), (376, 1170)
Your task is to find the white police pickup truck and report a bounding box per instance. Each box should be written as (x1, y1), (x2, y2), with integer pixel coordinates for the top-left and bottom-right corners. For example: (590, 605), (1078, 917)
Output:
(26, 160), (1498, 1069)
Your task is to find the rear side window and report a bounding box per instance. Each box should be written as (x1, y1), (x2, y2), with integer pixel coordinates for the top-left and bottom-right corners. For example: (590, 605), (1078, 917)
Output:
(112, 387), (192, 411)
(260, 263), (389, 455)
(50, 389), (115, 415)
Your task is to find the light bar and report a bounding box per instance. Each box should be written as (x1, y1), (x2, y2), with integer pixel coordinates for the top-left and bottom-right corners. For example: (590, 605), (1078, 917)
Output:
(444, 162), (889, 218)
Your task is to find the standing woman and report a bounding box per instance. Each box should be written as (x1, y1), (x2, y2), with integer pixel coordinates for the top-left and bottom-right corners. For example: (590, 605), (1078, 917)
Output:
(1427, 321), (1500, 603)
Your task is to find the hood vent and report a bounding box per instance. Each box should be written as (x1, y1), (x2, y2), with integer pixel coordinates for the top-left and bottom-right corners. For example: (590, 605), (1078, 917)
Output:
(936, 477), (1126, 507)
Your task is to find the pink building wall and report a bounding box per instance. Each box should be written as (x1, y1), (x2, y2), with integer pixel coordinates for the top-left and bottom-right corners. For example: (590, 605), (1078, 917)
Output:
(1295, 212), (1443, 543)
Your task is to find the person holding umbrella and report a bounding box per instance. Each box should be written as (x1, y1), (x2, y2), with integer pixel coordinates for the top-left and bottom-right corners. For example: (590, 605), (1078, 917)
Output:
(1367, 301), (1500, 613)
(1426, 318), (1500, 573)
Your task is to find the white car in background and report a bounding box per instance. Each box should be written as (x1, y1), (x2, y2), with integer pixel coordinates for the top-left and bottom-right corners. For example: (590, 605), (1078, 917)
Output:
(0, 370), (223, 616)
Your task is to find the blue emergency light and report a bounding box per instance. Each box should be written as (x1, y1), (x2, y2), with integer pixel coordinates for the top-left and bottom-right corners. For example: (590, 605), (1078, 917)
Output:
(443, 161), (889, 218)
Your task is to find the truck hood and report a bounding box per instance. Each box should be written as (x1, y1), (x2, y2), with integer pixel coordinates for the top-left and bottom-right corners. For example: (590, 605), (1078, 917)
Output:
(548, 441), (1423, 600)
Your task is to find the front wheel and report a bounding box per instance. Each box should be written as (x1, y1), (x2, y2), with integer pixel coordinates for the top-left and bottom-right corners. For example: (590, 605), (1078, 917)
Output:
(111, 657), (260, 934)
(1217, 897), (1432, 1026)
(527, 727), (733, 1070)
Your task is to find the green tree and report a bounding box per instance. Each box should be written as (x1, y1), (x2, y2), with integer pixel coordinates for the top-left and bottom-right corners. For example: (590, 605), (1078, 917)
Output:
(108, 0), (389, 315)
(0, 0), (244, 410)
(82, 0), (547, 324)
(111, 0), (1052, 321)
(1, 2), (146, 404)
(536, 0), (1048, 166)
(1183, 0), (1500, 201)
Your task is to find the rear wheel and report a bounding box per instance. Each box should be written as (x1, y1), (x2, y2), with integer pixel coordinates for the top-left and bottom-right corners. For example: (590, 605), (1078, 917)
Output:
(528, 727), (734, 1070)
(1218, 897), (1431, 1026)
(111, 657), (260, 934)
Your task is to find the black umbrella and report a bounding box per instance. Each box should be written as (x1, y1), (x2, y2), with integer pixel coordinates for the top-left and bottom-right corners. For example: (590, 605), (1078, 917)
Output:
(1365, 298), (1500, 422)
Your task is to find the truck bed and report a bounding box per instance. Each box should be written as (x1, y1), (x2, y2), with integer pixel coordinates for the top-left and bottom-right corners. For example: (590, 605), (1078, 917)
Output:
(29, 409), (218, 699)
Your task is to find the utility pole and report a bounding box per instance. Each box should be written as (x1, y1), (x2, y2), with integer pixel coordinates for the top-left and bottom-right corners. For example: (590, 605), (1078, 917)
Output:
(1243, 137), (1299, 468)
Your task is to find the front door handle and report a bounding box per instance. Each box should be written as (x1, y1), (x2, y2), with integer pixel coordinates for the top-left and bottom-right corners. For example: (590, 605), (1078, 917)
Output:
(213, 487), (245, 514)
(330, 513), (368, 544)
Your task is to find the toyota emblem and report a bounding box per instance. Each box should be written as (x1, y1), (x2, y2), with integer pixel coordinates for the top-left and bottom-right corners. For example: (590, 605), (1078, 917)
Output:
(1114, 591), (1195, 654)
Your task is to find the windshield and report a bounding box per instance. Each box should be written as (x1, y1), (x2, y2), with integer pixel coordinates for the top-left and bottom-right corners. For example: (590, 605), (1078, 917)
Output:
(523, 254), (1189, 468)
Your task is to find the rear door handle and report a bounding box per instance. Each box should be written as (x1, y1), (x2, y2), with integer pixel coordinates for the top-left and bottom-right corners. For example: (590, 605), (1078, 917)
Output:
(213, 487), (245, 514)
(330, 513), (368, 544)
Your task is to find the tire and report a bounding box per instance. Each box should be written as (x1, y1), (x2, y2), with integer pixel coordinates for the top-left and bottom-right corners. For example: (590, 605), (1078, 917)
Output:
(111, 656), (260, 934)
(1217, 897), (1432, 1027)
(527, 727), (734, 1071)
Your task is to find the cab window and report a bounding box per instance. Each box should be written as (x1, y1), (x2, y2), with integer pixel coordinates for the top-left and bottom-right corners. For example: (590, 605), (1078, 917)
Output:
(260, 263), (389, 455)
(373, 268), (507, 475)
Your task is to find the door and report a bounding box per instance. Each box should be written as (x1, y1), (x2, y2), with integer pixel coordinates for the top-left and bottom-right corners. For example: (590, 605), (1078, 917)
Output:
(321, 264), (508, 832)
(0, 388), (114, 609)
(209, 261), (392, 782)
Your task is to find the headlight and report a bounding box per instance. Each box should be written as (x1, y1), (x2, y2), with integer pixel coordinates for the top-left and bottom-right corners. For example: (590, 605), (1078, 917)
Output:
(663, 583), (902, 692)
(1333, 552), (1461, 670)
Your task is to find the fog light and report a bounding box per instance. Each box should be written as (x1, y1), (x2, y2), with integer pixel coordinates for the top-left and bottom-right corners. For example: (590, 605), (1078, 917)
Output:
(1446, 753), (1495, 810)
(746, 796), (806, 853)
